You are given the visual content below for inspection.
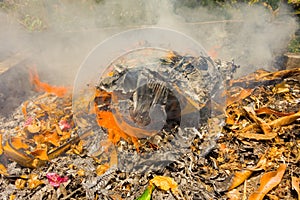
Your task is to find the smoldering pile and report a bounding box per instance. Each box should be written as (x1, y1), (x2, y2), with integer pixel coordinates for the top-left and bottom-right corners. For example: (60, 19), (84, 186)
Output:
(0, 51), (299, 200)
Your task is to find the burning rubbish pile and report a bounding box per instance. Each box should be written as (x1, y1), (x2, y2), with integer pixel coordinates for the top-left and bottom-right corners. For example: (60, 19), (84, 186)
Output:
(89, 51), (226, 172)
(0, 47), (299, 199)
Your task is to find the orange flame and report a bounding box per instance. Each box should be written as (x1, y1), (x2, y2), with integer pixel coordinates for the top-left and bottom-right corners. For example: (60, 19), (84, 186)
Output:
(94, 89), (140, 152)
(29, 68), (69, 97)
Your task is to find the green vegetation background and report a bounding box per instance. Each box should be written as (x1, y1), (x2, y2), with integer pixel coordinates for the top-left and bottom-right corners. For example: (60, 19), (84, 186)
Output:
(1, 0), (300, 52)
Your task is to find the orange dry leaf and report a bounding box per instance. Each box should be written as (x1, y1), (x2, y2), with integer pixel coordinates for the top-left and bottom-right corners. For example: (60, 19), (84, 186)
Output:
(15, 178), (26, 189)
(27, 174), (44, 189)
(30, 147), (49, 161)
(248, 164), (286, 200)
(45, 132), (60, 147)
(29, 68), (68, 97)
(10, 137), (29, 150)
(33, 131), (60, 147)
(3, 141), (35, 168)
(255, 107), (295, 117)
(228, 170), (253, 191)
(292, 177), (300, 200)
(149, 176), (179, 194)
(0, 164), (8, 176)
(226, 88), (253, 106)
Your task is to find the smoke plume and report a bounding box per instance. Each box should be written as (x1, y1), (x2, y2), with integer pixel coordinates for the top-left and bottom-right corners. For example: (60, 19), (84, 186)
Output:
(0, 0), (298, 84)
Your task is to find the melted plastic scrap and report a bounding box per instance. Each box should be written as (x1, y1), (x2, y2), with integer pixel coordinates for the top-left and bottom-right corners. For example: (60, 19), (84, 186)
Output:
(91, 51), (226, 172)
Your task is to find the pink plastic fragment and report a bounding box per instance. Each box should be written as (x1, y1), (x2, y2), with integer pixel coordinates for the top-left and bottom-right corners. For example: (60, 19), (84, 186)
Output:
(58, 119), (71, 131)
(24, 116), (33, 127)
(46, 172), (69, 187)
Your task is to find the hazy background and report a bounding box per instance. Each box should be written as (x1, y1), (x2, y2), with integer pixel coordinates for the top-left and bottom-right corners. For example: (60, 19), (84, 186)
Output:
(0, 0), (298, 85)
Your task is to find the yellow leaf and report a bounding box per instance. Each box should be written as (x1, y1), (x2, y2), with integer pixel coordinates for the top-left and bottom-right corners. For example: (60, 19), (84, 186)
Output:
(272, 82), (290, 94)
(27, 173), (44, 189)
(249, 164), (286, 200)
(96, 164), (110, 176)
(15, 179), (26, 189)
(77, 169), (85, 176)
(149, 176), (179, 194)
(0, 164), (8, 176)
(9, 194), (15, 200)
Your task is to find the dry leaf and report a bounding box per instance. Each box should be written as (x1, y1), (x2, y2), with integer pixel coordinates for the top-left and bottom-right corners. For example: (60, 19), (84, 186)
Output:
(27, 122), (41, 133)
(292, 176), (300, 200)
(229, 68), (300, 88)
(238, 131), (277, 140)
(15, 178), (26, 189)
(3, 141), (35, 168)
(226, 88), (253, 106)
(96, 164), (110, 176)
(10, 137), (29, 150)
(77, 169), (85, 176)
(272, 82), (290, 94)
(0, 164), (8, 176)
(243, 106), (272, 135)
(28, 173), (44, 189)
(9, 194), (15, 200)
(255, 107), (294, 117)
(149, 176), (179, 194)
(269, 110), (300, 128)
(44, 132), (60, 147)
(248, 164), (286, 200)
(71, 140), (83, 155)
(30, 147), (49, 161)
(228, 170), (253, 191)
(58, 130), (71, 141)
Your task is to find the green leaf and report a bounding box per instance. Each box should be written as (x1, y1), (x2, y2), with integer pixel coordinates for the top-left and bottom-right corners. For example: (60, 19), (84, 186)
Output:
(136, 185), (155, 200)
